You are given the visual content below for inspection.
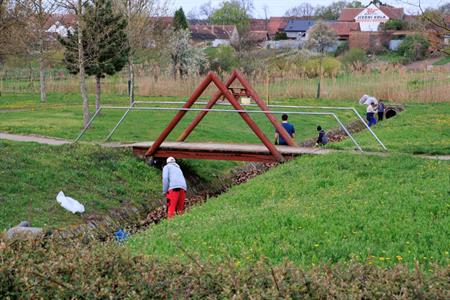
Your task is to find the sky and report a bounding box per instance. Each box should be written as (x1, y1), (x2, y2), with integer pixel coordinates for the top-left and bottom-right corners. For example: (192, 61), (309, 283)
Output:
(171, 0), (447, 18)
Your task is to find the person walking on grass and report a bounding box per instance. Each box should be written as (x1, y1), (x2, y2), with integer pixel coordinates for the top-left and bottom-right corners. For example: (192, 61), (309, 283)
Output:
(162, 157), (187, 219)
(366, 102), (378, 127)
(377, 100), (385, 121)
(274, 114), (295, 145)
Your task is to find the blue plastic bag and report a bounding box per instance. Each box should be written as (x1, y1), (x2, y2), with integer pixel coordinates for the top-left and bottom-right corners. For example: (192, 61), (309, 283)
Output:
(114, 229), (129, 242)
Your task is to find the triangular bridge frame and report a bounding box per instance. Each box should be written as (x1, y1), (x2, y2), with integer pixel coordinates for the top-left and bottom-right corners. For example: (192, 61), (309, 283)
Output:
(144, 70), (298, 162)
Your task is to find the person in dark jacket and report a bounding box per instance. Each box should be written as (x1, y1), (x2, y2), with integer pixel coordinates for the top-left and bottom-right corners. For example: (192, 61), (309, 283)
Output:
(274, 114), (295, 145)
(162, 157), (187, 219)
(377, 100), (385, 121)
(315, 126), (328, 146)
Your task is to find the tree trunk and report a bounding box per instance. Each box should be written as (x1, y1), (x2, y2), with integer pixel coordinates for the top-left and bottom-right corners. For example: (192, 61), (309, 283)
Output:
(128, 56), (134, 104)
(78, 0), (90, 129)
(171, 53), (179, 81)
(39, 38), (46, 102)
(127, 0), (135, 104)
(316, 54), (323, 99)
(95, 75), (101, 111)
(38, 0), (46, 103)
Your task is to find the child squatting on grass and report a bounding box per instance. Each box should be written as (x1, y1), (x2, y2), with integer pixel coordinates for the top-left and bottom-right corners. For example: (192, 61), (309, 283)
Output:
(315, 126), (328, 147)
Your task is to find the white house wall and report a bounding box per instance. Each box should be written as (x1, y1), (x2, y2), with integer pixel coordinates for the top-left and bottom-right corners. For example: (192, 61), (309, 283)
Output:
(212, 39), (231, 47)
(355, 4), (389, 32)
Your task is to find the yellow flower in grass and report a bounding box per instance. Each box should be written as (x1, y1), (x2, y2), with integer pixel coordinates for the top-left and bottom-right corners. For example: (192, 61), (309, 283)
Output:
(379, 257), (385, 261)
(396, 255), (403, 261)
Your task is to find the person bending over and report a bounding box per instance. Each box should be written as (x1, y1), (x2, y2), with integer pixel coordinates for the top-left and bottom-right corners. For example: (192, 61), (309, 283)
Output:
(162, 157), (187, 219)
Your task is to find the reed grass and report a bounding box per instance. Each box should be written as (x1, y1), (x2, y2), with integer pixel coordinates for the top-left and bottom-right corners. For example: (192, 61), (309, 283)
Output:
(1, 64), (448, 103)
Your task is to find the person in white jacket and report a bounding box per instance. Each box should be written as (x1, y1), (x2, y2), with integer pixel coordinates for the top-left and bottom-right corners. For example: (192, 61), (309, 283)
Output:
(162, 157), (187, 219)
(366, 103), (378, 127)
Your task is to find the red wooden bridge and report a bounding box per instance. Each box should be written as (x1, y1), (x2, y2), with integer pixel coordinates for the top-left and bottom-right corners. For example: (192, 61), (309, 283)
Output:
(130, 141), (331, 163)
(75, 70), (387, 159)
(136, 70), (310, 163)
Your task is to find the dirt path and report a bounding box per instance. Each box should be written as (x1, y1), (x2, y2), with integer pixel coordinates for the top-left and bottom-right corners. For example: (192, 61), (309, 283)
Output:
(0, 132), (71, 145)
(405, 57), (450, 72)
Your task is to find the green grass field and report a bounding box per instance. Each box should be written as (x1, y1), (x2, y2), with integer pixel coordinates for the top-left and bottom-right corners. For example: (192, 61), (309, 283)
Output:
(331, 102), (450, 154)
(0, 141), (162, 230)
(129, 153), (450, 269)
(1, 92), (449, 155)
(432, 56), (450, 66)
(0, 92), (360, 146)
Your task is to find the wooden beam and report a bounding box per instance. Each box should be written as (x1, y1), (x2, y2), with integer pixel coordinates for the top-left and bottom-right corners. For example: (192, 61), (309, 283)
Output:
(133, 147), (282, 163)
(209, 73), (285, 162)
(144, 73), (214, 157)
(177, 72), (238, 142)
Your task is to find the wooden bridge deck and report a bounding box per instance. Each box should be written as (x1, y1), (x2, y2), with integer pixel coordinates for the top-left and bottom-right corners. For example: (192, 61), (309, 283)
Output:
(128, 141), (331, 163)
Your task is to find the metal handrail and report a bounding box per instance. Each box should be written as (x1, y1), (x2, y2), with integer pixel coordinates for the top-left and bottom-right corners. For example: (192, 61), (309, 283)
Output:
(74, 105), (363, 152)
(133, 100), (387, 151)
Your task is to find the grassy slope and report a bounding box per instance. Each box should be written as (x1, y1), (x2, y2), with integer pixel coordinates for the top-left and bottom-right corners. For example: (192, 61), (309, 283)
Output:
(432, 56), (450, 66)
(0, 141), (161, 230)
(129, 153), (450, 268)
(331, 102), (450, 154)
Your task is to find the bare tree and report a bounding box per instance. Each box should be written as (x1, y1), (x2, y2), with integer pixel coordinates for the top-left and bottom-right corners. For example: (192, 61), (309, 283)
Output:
(285, 3), (315, 19)
(26, 0), (58, 102)
(305, 21), (337, 98)
(58, 0), (90, 128)
(400, 0), (449, 55)
(186, 7), (198, 21)
(115, 0), (169, 104)
(199, 1), (214, 20)
(0, 0), (29, 61)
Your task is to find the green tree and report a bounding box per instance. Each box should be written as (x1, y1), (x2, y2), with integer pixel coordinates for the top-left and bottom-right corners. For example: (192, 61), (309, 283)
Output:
(341, 47), (368, 69)
(380, 19), (406, 30)
(347, 1), (363, 8)
(274, 31), (288, 40)
(209, 0), (250, 32)
(397, 34), (429, 63)
(205, 45), (239, 73)
(315, 1), (347, 20)
(209, 1), (252, 52)
(173, 7), (188, 31)
(59, 0), (129, 110)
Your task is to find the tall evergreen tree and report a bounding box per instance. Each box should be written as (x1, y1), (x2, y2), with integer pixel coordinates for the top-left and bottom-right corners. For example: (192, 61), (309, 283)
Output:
(173, 7), (188, 31)
(59, 0), (129, 110)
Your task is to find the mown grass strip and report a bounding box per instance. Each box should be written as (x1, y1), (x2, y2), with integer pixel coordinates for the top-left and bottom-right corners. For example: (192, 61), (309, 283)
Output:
(129, 153), (450, 269)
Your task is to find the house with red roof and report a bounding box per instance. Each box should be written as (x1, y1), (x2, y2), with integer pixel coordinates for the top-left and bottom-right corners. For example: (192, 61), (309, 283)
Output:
(338, 2), (405, 32)
(328, 22), (360, 41)
(189, 24), (239, 47)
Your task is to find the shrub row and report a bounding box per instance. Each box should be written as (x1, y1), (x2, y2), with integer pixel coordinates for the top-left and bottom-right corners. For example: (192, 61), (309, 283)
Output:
(1, 237), (448, 299)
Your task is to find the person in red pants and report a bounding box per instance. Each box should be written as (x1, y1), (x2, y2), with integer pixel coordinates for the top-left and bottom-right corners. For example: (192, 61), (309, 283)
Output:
(162, 157), (187, 219)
